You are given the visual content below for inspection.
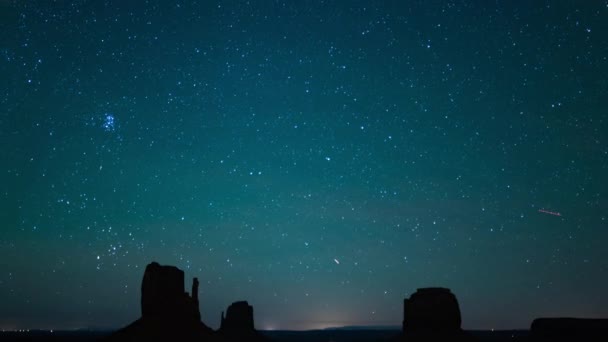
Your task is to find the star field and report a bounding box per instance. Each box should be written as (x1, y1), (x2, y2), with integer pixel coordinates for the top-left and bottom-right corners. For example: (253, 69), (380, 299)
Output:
(1, 0), (607, 331)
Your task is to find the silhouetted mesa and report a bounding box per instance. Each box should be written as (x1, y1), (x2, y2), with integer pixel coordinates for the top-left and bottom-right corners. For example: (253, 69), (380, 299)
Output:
(219, 301), (267, 341)
(109, 262), (213, 341)
(221, 301), (254, 331)
(531, 318), (608, 342)
(402, 287), (474, 341)
(141, 261), (201, 321)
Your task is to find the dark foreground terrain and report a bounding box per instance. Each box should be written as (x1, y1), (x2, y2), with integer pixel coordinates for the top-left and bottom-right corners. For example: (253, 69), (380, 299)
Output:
(267, 329), (530, 342)
(0, 329), (530, 342)
(4, 264), (602, 342)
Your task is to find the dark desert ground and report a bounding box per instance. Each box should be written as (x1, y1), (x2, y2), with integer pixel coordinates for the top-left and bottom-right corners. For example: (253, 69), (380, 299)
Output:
(0, 261), (604, 341)
(0, 330), (530, 342)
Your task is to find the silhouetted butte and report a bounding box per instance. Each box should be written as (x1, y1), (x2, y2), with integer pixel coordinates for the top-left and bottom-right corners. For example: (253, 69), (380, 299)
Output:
(218, 301), (268, 342)
(531, 317), (608, 342)
(108, 262), (213, 341)
(402, 287), (475, 341)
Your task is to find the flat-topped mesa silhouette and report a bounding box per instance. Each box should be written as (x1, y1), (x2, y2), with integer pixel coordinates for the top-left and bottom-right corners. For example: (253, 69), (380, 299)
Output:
(531, 317), (608, 342)
(403, 287), (461, 332)
(219, 301), (268, 342)
(141, 262), (201, 321)
(402, 287), (474, 341)
(109, 261), (213, 341)
(220, 301), (254, 331)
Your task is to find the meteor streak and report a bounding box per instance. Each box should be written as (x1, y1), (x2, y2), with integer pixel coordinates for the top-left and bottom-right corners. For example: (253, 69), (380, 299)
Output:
(538, 209), (561, 217)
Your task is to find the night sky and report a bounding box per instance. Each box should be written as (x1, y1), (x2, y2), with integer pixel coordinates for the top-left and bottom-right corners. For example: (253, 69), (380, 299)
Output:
(1, 0), (608, 332)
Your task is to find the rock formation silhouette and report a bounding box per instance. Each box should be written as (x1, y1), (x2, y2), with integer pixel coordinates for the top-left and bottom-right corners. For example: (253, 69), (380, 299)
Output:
(531, 317), (608, 342)
(141, 262), (201, 321)
(220, 301), (255, 331)
(402, 287), (474, 341)
(218, 301), (268, 342)
(109, 262), (213, 341)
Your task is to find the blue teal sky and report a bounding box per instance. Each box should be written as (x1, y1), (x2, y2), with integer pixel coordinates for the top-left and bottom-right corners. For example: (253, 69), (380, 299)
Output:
(1, 0), (607, 331)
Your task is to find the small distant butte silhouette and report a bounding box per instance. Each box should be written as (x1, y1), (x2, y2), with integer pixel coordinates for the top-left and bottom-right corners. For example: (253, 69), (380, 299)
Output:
(105, 261), (608, 342)
(219, 301), (268, 341)
(531, 317), (608, 342)
(400, 287), (475, 341)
